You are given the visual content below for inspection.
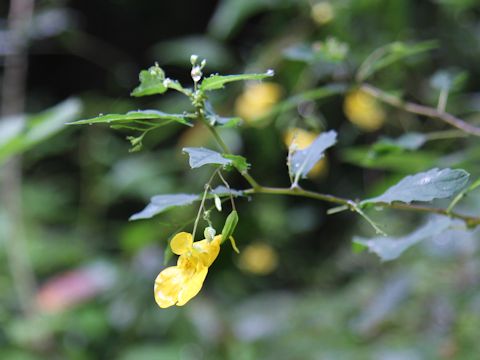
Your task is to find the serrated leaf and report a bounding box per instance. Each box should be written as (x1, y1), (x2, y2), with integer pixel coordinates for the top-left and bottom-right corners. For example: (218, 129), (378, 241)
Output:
(289, 130), (337, 181)
(200, 70), (274, 92)
(354, 217), (455, 261)
(362, 168), (470, 205)
(183, 147), (232, 168)
(69, 110), (191, 126)
(0, 98), (82, 164)
(131, 65), (167, 97)
(130, 194), (199, 221)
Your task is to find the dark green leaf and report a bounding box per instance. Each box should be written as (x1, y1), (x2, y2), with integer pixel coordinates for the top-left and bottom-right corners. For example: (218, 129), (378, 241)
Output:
(362, 168), (470, 205)
(130, 194), (199, 221)
(289, 130), (337, 181)
(354, 217), (454, 261)
(200, 70), (274, 92)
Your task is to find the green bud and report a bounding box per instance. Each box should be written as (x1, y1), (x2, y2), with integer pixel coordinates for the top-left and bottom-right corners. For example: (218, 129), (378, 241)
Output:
(221, 210), (239, 245)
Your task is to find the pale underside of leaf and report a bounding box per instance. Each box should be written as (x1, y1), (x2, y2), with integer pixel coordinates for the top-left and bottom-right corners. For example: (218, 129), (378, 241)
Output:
(354, 216), (456, 261)
(362, 168), (470, 205)
(289, 130), (337, 180)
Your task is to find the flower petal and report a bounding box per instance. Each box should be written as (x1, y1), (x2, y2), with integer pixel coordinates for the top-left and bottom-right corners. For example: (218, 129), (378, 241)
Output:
(170, 232), (193, 255)
(193, 236), (221, 267)
(154, 266), (184, 308)
(176, 266), (208, 306)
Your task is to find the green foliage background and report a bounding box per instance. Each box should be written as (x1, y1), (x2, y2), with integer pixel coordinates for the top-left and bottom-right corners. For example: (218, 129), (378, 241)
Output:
(1, 0), (480, 359)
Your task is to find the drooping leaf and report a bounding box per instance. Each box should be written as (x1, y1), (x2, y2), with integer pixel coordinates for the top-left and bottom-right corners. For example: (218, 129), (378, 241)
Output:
(200, 70), (274, 92)
(0, 98), (82, 164)
(183, 147), (232, 168)
(354, 217), (455, 261)
(69, 110), (191, 126)
(289, 130), (337, 181)
(362, 168), (470, 205)
(130, 194), (199, 221)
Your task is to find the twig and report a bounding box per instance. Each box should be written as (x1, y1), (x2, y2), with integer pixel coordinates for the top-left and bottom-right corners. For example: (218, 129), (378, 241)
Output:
(361, 83), (480, 136)
(243, 186), (480, 228)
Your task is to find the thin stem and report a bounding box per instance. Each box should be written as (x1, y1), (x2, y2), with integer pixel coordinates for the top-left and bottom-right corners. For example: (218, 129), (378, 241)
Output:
(243, 186), (480, 228)
(192, 170), (218, 240)
(361, 83), (480, 136)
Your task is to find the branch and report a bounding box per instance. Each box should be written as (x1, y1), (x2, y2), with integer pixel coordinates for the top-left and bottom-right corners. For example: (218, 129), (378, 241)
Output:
(243, 186), (480, 228)
(361, 83), (480, 136)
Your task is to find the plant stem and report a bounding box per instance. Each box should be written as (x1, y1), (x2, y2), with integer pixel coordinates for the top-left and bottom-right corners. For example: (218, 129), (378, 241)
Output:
(243, 186), (480, 228)
(361, 83), (480, 136)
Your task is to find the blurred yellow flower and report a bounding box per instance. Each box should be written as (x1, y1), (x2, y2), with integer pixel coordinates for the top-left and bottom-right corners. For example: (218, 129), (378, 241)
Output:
(154, 232), (221, 308)
(235, 82), (282, 124)
(239, 242), (278, 275)
(344, 89), (385, 131)
(311, 2), (334, 25)
(283, 127), (328, 177)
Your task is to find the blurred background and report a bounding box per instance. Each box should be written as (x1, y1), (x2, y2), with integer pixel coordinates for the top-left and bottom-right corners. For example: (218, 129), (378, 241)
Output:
(1, 0), (480, 359)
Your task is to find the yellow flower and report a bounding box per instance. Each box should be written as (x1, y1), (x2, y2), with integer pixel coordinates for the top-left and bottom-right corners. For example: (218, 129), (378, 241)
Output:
(154, 232), (221, 308)
(344, 89), (385, 131)
(283, 127), (328, 177)
(234, 83), (282, 124)
(238, 242), (278, 275)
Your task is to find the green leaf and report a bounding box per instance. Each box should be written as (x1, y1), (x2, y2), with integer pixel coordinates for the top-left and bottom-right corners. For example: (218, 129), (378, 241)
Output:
(130, 194), (199, 221)
(131, 64), (167, 97)
(205, 101), (242, 127)
(289, 130), (337, 181)
(0, 98), (82, 164)
(223, 154), (250, 172)
(200, 70), (274, 92)
(131, 64), (189, 97)
(354, 217), (455, 261)
(356, 40), (438, 82)
(69, 110), (191, 126)
(182, 147), (250, 171)
(362, 168), (470, 205)
(183, 147), (232, 168)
